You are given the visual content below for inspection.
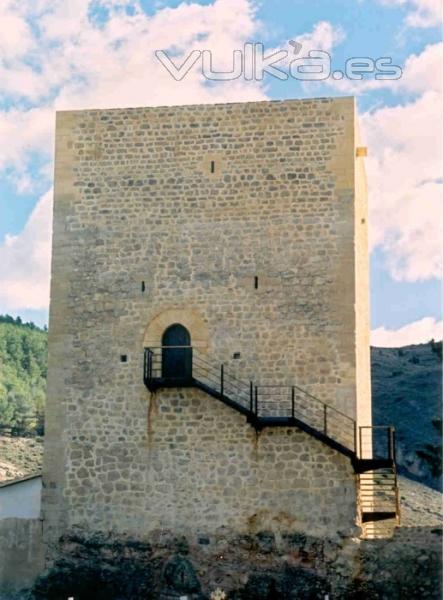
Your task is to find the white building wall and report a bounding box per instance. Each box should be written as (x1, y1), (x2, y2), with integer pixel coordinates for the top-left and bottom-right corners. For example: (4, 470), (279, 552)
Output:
(0, 477), (42, 520)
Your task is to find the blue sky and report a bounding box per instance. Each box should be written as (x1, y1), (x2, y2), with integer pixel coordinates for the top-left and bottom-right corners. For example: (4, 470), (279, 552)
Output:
(0, 0), (441, 345)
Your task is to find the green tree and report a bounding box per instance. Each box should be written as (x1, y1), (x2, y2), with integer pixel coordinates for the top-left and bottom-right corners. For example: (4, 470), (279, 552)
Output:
(0, 317), (48, 436)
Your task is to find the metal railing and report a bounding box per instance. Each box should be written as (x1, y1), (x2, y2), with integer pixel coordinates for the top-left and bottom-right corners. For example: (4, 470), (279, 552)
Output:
(359, 425), (396, 461)
(144, 346), (252, 408)
(254, 385), (356, 451)
(144, 345), (193, 382)
(144, 346), (361, 452)
(144, 346), (397, 461)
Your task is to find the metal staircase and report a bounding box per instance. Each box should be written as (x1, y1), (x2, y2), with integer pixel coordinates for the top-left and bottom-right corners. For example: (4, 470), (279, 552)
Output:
(356, 426), (401, 537)
(144, 346), (400, 536)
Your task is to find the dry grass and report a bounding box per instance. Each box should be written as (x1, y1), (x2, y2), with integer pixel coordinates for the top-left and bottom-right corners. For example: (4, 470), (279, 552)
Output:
(0, 435), (43, 482)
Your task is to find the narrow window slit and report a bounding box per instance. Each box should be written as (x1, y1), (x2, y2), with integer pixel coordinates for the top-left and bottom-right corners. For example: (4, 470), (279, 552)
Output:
(141, 281), (146, 292)
(210, 160), (215, 174)
(254, 276), (258, 289)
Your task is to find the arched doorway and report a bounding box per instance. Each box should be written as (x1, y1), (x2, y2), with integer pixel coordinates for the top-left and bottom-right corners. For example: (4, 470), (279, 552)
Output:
(161, 324), (192, 380)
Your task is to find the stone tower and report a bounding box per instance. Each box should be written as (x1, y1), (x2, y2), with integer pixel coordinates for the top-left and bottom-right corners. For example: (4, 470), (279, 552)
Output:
(43, 97), (398, 557)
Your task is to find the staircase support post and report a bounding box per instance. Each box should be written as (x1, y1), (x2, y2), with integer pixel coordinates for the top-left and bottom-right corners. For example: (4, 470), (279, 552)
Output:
(323, 404), (327, 435)
(249, 381), (253, 413)
(220, 364), (224, 396)
(395, 469), (401, 524)
(388, 427), (396, 461)
(291, 387), (295, 419)
(254, 386), (258, 416)
(392, 428), (396, 463)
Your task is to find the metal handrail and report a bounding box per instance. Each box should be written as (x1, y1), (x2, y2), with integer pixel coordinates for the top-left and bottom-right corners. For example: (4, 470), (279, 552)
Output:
(358, 425), (396, 461)
(144, 346), (357, 449)
(254, 384), (355, 450)
(143, 346), (397, 461)
(256, 384), (355, 424)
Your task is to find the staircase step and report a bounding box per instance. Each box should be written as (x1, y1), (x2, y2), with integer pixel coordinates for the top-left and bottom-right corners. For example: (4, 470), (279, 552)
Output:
(361, 511), (397, 523)
(354, 458), (395, 473)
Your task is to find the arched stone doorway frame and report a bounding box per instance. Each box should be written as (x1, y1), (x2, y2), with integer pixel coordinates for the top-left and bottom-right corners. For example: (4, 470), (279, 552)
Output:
(143, 307), (209, 350)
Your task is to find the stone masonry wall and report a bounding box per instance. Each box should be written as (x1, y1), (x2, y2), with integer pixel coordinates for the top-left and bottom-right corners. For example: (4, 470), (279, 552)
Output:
(43, 97), (367, 550)
(61, 388), (356, 537)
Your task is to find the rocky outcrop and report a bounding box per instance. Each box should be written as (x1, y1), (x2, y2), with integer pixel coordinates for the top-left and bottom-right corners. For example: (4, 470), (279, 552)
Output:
(32, 533), (155, 600)
(2, 476), (440, 599)
(25, 523), (442, 600)
(160, 554), (202, 599)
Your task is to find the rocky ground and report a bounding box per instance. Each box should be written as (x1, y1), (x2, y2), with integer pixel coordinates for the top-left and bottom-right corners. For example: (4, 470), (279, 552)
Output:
(0, 436), (43, 482)
(399, 475), (442, 527)
(27, 516), (442, 599)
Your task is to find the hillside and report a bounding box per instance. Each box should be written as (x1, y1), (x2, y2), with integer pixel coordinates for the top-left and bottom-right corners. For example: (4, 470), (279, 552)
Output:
(0, 315), (441, 490)
(372, 342), (442, 490)
(0, 315), (47, 437)
(0, 435), (43, 480)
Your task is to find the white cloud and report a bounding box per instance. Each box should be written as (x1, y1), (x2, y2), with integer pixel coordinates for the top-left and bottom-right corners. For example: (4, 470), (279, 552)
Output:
(51, 0), (265, 109)
(0, 2), (35, 60)
(399, 42), (443, 93)
(0, 0), (263, 105)
(0, 190), (53, 311)
(297, 20), (345, 53)
(0, 107), (54, 172)
(371, 317), (443, 346)
(350, 41), (443, 283)
(324, 41), (442, 97)
(361, 87), (443, 282)
(264, 21), (345, 78)
(380, 0), (442, 27)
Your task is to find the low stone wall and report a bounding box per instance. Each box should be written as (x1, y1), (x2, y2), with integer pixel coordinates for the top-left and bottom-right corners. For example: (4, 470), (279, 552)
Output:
(0, 518), (44, 599)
